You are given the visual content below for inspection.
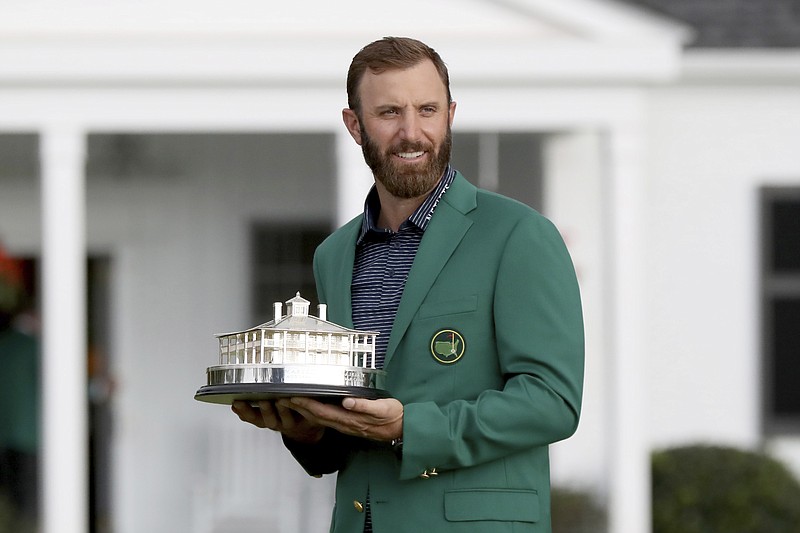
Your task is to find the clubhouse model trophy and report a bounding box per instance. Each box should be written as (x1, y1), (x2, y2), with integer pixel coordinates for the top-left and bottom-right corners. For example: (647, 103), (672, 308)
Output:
(194, 292), (389, 404)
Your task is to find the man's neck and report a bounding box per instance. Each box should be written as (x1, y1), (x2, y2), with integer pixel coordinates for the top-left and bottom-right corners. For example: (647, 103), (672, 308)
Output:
(374, 184), (429, 232)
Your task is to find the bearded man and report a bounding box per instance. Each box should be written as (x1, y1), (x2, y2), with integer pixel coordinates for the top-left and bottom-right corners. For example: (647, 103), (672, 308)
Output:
(233, 37), (585, 533)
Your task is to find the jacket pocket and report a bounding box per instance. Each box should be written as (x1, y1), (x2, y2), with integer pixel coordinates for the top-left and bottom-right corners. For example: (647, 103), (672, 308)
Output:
(444, 488), (540, 523)
(418, 294), (478, 319)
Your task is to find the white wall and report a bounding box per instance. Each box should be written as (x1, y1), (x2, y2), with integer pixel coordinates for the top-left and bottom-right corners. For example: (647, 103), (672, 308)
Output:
(643, 84), (800, 468)
(0, 132), (341, 533)
(99, 133), (338, 533)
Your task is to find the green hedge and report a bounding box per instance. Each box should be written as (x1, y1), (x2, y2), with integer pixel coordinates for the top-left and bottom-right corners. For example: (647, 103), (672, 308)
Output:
(0, 492), (35, 533)
(652, 444), (800, 533)
(551, 486), (607, 533)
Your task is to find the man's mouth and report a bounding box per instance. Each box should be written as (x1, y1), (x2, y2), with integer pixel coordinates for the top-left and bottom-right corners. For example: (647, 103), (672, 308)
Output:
(396, 151), (425, 160)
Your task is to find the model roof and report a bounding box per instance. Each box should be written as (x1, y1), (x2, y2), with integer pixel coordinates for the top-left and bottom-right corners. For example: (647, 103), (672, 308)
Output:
(216, 292), (378, 337)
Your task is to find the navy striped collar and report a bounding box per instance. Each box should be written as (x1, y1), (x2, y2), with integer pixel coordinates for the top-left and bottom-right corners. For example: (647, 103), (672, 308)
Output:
(357, 165), (456, 244)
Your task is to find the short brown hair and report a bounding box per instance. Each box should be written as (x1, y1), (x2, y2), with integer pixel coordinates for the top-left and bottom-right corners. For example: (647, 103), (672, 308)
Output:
(346, 36), (451, 114)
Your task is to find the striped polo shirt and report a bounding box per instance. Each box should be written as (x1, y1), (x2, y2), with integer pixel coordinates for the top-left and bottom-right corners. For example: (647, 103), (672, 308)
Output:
(351, 165), (456, 369)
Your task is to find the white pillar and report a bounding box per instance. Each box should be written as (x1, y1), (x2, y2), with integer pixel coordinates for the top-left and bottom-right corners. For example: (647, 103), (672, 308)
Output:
(40, 126), (89, 533)
(542, 131), (607, 491)
(605, 122), (650, 533)
(335, 129), (374, 227)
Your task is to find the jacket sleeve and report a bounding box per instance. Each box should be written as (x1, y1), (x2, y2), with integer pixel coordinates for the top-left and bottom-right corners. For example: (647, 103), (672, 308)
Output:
(282, 429), (356, 476)
(398, 214), (585, 480)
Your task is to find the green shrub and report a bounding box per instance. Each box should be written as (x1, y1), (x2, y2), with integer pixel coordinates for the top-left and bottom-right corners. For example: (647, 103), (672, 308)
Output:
(0, 491), (36, 533)
(0, 493), (15, 533)
(551, 486), (607, 533)
(652, 444), (800, 533)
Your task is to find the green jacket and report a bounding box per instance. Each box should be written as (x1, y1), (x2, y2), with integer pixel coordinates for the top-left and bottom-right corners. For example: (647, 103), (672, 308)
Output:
(292, 172), (584, 533)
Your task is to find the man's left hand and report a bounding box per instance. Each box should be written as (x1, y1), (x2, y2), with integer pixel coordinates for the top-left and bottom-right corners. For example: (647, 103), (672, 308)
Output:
(279, 396), (403, 443)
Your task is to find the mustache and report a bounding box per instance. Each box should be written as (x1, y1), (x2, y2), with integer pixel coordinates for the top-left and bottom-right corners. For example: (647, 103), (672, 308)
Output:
(389, 141), (431, 154)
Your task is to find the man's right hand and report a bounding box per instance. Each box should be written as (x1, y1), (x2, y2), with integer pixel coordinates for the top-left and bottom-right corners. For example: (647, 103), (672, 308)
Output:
(231, 399), (325, 444)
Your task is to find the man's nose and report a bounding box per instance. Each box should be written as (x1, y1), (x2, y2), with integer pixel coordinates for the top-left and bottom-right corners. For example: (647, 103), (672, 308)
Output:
(398, 113), (422, 142)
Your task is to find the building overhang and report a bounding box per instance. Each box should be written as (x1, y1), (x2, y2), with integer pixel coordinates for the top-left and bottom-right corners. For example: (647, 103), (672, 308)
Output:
(0, 0), (691, 87)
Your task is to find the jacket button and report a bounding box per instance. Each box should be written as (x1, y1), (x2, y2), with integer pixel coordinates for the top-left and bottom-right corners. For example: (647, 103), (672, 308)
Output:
(353, 500), (364, 513)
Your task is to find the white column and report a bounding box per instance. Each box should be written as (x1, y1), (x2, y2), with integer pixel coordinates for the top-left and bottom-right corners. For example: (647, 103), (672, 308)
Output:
(542, 131), (607, 490)
(605, 122), (650, 533)
(335, 129), (374, 227)
(40, 126), (89, 533)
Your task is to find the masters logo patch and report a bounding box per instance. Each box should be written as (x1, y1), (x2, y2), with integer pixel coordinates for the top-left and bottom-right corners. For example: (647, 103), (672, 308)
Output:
(430, 329), (465, 364)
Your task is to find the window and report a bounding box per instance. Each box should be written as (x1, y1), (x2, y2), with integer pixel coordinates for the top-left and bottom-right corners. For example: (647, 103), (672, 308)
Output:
(761, 187), (800, 433)
(250, 222), (329, 323)
(451, 132), (544, 211)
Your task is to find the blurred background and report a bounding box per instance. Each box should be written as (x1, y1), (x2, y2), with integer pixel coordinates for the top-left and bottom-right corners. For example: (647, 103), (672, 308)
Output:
(1, 0), (799, 532)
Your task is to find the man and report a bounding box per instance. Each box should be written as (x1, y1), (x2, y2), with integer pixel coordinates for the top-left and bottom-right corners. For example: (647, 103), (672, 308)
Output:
(232, 37), (584, 532)
(0, 243), (39, 528)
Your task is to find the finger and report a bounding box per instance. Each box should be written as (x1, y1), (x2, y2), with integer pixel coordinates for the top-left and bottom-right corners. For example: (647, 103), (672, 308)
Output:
(231, 399), (258, 420)
(276, 398), (327, 429)
(232, 400), (266, 428)
(342, 397), (382, 414)
(340, 397), (388, 418)
(284, 397), (329, 420)
(257, 400), (281, 430)
(342, 397), (357, 410)
(284, 398), (352, 432)
(275, 401), (301, 429)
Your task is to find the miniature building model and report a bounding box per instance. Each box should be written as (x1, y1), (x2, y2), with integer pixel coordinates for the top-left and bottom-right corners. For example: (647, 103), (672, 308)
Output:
(216, 292), (378, 369)
(196, 292), (386, 403)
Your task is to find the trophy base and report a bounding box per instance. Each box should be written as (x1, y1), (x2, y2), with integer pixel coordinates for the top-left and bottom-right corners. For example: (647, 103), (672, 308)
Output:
(194, 382), (391, 405)
(194, 363), (389, 405)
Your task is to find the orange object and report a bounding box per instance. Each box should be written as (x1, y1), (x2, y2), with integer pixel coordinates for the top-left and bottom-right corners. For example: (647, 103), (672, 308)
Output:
(0, 242), (24, 288)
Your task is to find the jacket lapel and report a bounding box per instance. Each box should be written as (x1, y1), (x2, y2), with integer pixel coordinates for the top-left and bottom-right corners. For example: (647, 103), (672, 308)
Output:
(383, 174), (477, 369)
(325, 219), (361, 329)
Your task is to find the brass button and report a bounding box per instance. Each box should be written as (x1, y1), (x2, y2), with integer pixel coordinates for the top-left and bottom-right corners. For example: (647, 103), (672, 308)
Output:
(420, 470), (430, 479)
(353, 500), (364, 513)
(428, 468), (438, 477)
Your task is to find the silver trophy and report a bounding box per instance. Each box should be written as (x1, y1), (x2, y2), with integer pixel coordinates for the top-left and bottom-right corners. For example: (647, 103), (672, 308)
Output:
(195, 292), (389, 404)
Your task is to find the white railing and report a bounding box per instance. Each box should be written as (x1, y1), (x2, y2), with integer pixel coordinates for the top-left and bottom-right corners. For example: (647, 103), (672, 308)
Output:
(193, 420), (335, 533)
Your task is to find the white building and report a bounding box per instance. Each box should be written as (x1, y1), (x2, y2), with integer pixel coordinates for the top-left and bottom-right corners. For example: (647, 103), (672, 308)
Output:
(0, 1), (799, 532)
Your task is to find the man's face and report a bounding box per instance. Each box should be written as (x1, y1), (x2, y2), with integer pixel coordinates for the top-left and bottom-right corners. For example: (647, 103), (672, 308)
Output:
(343, 60), (456, 199)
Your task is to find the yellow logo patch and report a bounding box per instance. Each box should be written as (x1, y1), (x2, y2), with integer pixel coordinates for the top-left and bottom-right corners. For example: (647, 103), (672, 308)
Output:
(430, 329), (465, 364)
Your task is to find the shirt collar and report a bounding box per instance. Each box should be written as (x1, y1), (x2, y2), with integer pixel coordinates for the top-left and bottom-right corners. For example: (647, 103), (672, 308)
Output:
(357, 165), (456, 243)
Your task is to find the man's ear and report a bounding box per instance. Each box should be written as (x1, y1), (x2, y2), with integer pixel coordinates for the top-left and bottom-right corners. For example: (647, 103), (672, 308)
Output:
(342, 108), (363, 145)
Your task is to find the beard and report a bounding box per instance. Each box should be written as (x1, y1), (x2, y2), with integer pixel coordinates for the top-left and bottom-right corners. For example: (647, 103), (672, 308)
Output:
(360, 124), (452, 199)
